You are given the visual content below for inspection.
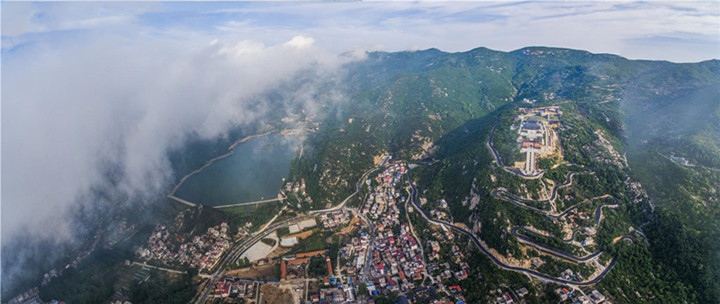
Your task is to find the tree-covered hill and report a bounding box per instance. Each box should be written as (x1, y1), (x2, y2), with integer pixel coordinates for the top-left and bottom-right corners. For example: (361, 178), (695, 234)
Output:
(291, 47), (720, 302)
(7, 45), (716, 303)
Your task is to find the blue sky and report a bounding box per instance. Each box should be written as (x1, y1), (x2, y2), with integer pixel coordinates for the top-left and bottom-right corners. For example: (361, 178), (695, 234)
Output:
(3, 1), (719, 62)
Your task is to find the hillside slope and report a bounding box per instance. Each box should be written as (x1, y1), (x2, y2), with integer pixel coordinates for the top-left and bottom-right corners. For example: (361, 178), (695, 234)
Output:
(291, 47), (720, 302)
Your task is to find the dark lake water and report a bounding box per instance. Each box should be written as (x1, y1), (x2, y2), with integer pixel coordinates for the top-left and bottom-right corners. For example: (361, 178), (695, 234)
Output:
(173, 133), (299, 206)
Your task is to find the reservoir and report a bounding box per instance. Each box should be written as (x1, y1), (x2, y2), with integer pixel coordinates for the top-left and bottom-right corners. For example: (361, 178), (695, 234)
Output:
(173, 133), (300, 207)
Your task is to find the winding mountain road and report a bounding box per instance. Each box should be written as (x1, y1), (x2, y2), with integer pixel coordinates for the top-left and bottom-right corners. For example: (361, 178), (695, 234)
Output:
(509, 227), (602, 263)
(400, 118), (638, 287)
(487, 118), (545, 179)
(492, 165), (592, 204)
(407, 175), (620, 286)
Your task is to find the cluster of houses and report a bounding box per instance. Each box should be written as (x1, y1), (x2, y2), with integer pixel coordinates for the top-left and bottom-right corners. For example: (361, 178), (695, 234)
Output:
(560, 269), (589, 283)
(285, 178), (314, 207)
(555, 288), (609, 304)
(285, 178), (307, 196)
(320, 210), (351, 229)
(41, 268), (61, 286)
(351, 163), (436, 297)
(427, 260), (469, 282)
(565, 208), (600, 249)
(566, 210), (591, 226)
(280, 250), (331, 280)
(487, 287), (530, 304)
(362, 164), (406, 224)
(494, 291), (517, 304)
(425, 199), (452, 223)
(138, 222), (231, 271)
(340, 232), (372, 277)
(424, 224), (464, 267)
(313, 287), (352, 303)
(366, 224), (426, 295)
(6, 287), (66, 304)
(519, 105), (563, 118)
(428, 209), (450, 222)
(236, 221), (253, 239)
(424, 226), (469, 302)
(211, 277), (257, 299)
(341, 163), (470, 303)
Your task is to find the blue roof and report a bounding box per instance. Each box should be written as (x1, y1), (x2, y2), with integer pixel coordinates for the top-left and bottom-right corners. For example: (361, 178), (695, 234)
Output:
(523, 123), (541, 130)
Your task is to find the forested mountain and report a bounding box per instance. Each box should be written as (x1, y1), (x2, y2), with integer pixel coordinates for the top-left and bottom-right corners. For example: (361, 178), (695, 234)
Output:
(292, 47), (720, 302)
(5, 46), (717, 304)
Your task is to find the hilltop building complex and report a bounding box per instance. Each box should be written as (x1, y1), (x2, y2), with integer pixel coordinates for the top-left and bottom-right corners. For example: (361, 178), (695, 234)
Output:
(516, 106), (563, 175)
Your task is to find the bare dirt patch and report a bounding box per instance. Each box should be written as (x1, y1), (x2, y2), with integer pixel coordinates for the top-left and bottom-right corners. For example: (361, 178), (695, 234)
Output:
(338, 217), (361, 235)
(225, 262), (278, 280)
(453, 223), (470, 231)
(260, 284), (294, 304)
(373, 154), (387, 165)
(267, 246), (293, 260)
(288, 230), (315, 240)
(487, 246), (531, 268)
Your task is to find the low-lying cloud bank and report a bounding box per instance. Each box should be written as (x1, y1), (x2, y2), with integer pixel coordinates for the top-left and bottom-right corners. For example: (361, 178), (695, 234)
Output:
(2, 33), (355, 243)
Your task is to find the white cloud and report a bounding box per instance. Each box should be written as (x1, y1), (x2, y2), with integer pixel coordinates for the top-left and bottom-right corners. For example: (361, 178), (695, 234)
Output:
(1, 32), (348, 242)
(283, 35), (315, 49)
(1, 1), (718, 292)
(1, 2), (45, 36)
(1, 0), (719, 243)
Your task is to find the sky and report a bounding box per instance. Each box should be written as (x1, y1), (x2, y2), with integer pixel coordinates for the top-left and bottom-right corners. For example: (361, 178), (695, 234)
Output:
(1, 1), (719, 243)
(3, 1), (719, 62)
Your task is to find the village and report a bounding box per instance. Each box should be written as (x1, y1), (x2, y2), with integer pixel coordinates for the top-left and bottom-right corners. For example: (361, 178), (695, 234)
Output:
(190, 157), (615, 304)
(189, 162), (483, 304)
(124, 121), (618, 304)
(137, 221), (233, 272)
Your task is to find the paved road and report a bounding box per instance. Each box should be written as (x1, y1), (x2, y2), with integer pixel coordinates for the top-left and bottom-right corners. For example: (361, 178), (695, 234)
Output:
(490, 164), (613, 222)
(492, 189), (595, 221)
(495, 186), (621, 263)
(410, 124), (635, 287)
(131, 261), (188, 275)
(492, 165), (592, 205)
(487, 118), (545, 179)
(194, 168), (377, 304)
(509, 227), (602, 263)
(215, 195), (286, 209)
(167, 194), (197, 207)
(593, 201), (619, 225)
(512, 196), (618, 246)
(407, 170), (622, 286)
(354, 210), (376, 284)
(403, 191), (434, 285)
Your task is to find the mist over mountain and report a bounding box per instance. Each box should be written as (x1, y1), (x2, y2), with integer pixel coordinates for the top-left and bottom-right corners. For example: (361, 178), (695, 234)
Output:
(2, 2), (719, 303)
(1, 34), (358, 297)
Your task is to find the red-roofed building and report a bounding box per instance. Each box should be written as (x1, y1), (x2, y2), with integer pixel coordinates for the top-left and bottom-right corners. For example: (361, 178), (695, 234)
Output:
(326, 256), (334, 276)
